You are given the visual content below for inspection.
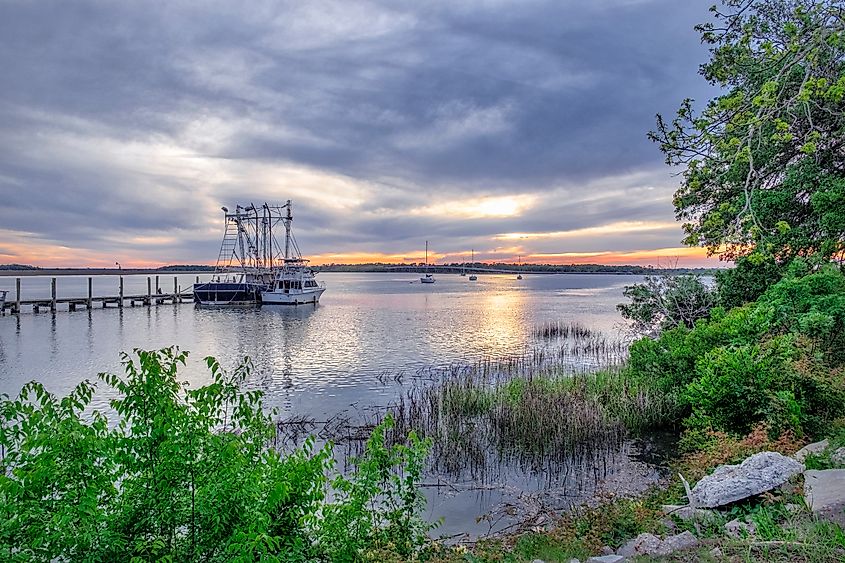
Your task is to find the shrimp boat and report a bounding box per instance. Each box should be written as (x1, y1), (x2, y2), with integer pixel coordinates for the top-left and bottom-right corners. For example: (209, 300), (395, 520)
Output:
(261, 202), (326, 305)
(194, 201), (324, 306)
(194, 203), (277, 306)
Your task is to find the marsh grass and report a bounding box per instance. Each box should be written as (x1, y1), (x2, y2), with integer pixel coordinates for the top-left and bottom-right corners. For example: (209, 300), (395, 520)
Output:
(309, 331), (673, 488)
(275, 328), (676, 503)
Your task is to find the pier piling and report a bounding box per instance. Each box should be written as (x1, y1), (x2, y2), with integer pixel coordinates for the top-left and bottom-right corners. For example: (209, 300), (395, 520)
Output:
(16, 278), (21, 314)
(51, 278), (57, 313)
(88, 278), (93, 309)
(147, 277), (152, 306)
(119, 277), (124, 308)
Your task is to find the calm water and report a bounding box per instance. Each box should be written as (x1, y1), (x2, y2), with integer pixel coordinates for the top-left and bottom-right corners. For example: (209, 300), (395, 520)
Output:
(0, 272), (664, 537)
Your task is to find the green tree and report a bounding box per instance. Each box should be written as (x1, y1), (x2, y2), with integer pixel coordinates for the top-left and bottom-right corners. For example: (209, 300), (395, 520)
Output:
(618, 272), (717, 336)
(650, 0), (845, 263)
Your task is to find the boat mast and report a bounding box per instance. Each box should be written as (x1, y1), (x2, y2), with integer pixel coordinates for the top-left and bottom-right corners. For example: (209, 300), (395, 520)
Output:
(266, 203), (273, 271)
(284, 200), (292, 261)
(425, 241), (429, 271)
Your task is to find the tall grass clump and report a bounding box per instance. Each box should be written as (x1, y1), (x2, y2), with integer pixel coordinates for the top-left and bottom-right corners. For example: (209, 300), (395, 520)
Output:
(0, 348), (433, 562)
(343, 329), (680, 486)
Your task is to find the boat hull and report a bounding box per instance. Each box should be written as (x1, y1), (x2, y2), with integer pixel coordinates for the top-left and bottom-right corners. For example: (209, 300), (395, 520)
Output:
(193, 282), (266, 306)
(261, 288), (325, 305)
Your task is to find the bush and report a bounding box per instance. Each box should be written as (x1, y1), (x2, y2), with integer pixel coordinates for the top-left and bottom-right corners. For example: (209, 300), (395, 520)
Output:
(716, 254), (785, 310)
(0, 348), (433, 562)
(627, 265), (845, 439)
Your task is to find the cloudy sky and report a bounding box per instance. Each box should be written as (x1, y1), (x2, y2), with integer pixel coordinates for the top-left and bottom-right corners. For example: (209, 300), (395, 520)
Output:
(0, 0), (719, 268)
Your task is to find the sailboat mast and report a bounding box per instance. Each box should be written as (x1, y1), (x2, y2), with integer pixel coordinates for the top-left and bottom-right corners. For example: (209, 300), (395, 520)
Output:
(284, 199), (292, 261)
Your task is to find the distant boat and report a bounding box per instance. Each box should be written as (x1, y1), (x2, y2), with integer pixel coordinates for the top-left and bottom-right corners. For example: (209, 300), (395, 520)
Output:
(261, 201), (326, 305)
(468, 249), (477, 281)
(421, 241), (436, 284)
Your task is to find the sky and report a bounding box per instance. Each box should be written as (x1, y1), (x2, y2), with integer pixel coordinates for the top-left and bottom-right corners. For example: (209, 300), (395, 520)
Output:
(0, 0), (722, 268)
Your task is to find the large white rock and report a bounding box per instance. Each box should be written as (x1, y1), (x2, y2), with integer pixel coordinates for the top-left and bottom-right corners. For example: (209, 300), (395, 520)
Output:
(793, 439), (829, 462)
(804, 469), (845, 525)
(586, 556), (623, 563)
(689, 451), (804, 508)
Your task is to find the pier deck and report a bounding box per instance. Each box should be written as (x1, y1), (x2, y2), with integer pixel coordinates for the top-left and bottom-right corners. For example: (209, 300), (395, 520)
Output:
(1, 276), (195, 315)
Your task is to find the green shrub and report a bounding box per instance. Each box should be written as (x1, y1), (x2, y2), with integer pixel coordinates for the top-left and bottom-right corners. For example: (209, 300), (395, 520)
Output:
(627, 264), (845, 439)
(716, 254), (785, 310)
(0, 348), (433, 562)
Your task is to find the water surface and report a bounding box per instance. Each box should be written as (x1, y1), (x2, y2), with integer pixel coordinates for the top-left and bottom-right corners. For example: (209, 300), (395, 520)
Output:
(0, 272), (663, 537)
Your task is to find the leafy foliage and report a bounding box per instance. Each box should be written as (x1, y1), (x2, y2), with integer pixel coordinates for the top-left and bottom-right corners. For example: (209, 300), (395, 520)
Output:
(715, 254), (785, 309)
(650, 0), (845, 263)
(617, 273), (717, 336)
(627, 263), (845, 437)
(0, 348), (432, 562)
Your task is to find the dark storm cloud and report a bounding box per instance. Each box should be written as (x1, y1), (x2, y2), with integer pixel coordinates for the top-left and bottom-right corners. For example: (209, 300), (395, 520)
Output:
(0, 0), (716, 263)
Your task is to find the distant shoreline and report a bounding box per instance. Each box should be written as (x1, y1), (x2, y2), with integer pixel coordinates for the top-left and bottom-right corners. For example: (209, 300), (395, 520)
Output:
(1, 264), (720, 277)
(0, 269), (214, 277)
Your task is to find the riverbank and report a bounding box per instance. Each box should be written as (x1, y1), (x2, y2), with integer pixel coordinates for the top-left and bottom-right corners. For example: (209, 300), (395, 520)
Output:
(408, 263), (845, 561)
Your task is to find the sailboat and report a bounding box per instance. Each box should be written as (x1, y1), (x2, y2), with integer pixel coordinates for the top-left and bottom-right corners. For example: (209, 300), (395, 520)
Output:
(517, 256), (523, 280)
(468, 249), (477, 281)
(420, 241), (436, 283)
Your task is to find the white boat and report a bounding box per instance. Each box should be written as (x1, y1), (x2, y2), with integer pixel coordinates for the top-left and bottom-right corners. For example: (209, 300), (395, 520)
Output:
(420, 241), (436, 284)
(468, 249), (477, 281)
(261, 201), (327, 305)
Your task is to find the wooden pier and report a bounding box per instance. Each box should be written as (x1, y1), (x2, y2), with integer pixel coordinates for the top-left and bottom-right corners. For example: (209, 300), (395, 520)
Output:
(1, 276), (195, 315)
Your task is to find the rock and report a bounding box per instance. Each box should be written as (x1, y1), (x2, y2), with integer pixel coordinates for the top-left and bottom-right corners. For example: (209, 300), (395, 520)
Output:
(724, 518), (756, 539)
(600, 546), (615, 555)
(804, 468), (845, 525)
(710, 546), (723, 558)
(531, 560), (545, 563)
(662, 504), (719, 523)
(662, 531), (699, 552)
(586, 556), (624, 563)
(831, 447), (845, 465)
(617, 533), (664, 557)
(689, 451), (804, 508)
(569, 560), (580, 563)
(793, 439), (829, 462)
(616, 531), (699, 558)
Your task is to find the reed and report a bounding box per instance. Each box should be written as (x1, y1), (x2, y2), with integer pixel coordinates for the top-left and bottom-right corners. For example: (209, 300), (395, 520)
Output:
(533, 320), (594, 339)
(276, 329), (677, 487)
